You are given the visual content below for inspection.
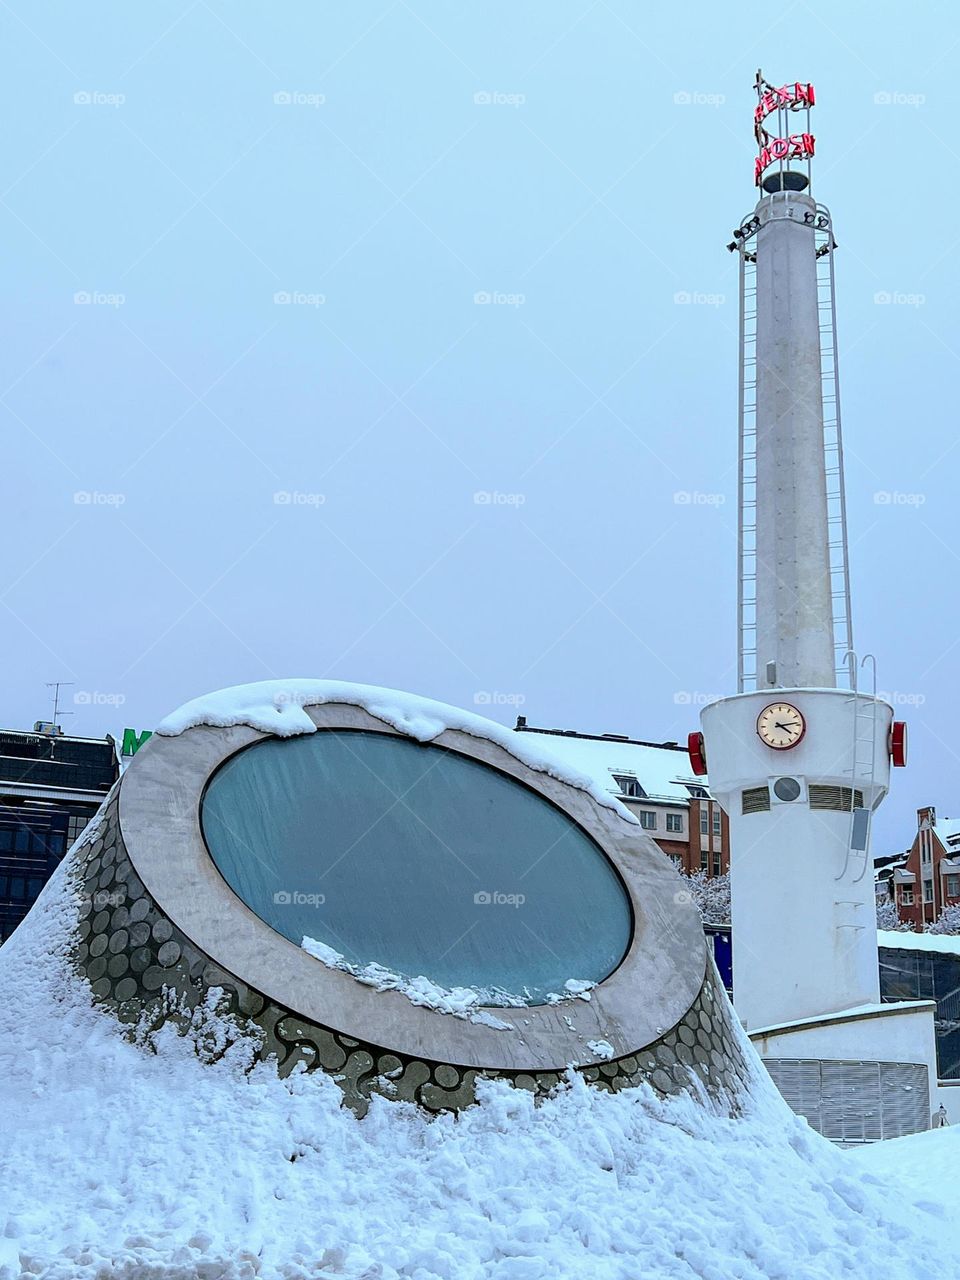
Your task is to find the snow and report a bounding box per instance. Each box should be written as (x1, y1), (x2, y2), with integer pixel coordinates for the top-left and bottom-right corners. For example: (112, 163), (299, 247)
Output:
(929, 815), (960, 852)
(748, 1001), (935, 1038)
(560, 978), (594, 1000)
(849, 1121), (960, 1187)
(155, 680), (638, 823)
(299, 937), (598, 1028)
(515, 727), (703, 804)
(4, 855), (960, 1277)
(301, 935), (514, 1030)
(878, 928), (960, 956)
(586, 1040), (615, 1060)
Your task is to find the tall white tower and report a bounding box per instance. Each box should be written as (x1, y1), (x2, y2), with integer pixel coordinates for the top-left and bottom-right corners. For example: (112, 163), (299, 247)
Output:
(689, 75), (935, 1141)
(753, 185), (836, 691)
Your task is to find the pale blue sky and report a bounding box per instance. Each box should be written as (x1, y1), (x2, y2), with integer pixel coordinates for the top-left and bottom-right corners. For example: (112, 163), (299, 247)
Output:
(3, 1), (957, 850)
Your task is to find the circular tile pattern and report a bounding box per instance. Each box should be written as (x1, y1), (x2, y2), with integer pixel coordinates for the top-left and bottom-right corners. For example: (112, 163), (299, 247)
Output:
(67, 789), (752, 1116)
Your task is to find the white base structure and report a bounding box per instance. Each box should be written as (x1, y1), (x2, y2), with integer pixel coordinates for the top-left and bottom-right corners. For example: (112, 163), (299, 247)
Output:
(749, 1002), (938, 1143)
(701, 687), (937, 1137)
(703, 688), (888, 1028)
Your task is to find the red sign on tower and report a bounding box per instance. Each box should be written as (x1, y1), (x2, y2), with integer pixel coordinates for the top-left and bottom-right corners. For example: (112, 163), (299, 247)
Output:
(754, 81), (815, 126)
(752, 75), (816, 186)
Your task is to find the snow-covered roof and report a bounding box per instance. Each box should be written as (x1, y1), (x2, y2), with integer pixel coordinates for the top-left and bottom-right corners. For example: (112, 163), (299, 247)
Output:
(934, 816), (960, 852)
(748, 1000), (935, 1039)
(878, 929), (960, 956)
(893, 869), (916, 884)
(512, 725), (706, 805)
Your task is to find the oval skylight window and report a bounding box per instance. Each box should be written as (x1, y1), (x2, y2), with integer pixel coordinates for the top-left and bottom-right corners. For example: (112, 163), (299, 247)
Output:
(201, 729), (632, 1005)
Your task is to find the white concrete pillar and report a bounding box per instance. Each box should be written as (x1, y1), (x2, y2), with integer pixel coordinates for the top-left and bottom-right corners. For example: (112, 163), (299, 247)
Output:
(754, 191), (836, 690)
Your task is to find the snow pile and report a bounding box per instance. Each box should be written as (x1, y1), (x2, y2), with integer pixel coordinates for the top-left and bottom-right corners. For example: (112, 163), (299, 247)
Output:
(2, 864), (960, 1278)
(156, 679), (638, 824)
(851, 1121), (960, 1195)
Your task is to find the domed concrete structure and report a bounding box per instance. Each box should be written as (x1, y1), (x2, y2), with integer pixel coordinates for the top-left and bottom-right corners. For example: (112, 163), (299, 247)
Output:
(69, 682), (751, 1114)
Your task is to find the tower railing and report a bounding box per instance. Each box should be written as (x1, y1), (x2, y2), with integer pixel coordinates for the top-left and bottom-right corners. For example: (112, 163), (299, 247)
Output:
(815, 204), (854, 688)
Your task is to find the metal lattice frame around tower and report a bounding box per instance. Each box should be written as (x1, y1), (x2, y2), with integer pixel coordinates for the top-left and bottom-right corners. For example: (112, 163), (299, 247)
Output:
(735, 203), (853, 692)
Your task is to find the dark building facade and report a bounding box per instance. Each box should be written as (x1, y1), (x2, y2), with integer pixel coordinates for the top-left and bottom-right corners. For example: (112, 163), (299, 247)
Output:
(879, 941), (960, 1082)
(0, 724), (119, 942)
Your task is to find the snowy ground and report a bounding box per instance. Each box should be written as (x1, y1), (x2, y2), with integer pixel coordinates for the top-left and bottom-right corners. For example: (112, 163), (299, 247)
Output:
(851, 1122), (960, 1200)
(2, 863), (960, 1279)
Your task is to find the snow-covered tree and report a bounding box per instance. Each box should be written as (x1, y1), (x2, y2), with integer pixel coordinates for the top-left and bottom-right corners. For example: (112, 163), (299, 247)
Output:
(679, 869), (730, 926)
(924, 902), (960, 935)
(876, 898), (909, 931)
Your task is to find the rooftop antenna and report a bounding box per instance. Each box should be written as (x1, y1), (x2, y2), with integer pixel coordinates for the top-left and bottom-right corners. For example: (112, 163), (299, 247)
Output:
(45, 681), (74, 728)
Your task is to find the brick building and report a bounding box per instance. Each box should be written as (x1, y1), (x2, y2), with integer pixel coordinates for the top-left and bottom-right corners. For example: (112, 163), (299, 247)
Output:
(513, 718), (729, 878)
(877, 806), (960, 929)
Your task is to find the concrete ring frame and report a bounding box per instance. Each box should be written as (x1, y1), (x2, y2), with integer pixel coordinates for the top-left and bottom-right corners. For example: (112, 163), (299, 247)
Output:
(119, 701), (705, 1069)
(70, 699), (752, 1112)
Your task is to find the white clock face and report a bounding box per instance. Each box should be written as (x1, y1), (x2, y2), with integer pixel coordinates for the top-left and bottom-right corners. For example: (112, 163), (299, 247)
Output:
(756, 702), (805, 750)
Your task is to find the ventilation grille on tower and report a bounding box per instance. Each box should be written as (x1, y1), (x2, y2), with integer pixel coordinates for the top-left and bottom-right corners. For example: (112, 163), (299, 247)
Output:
(809, 785), (863, 811)
(741, 787), (771, 815)
(741, 785), (865, 814)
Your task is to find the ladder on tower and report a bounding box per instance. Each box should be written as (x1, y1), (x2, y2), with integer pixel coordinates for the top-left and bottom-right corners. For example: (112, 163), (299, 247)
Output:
(737, 246), (758, 693)
(816, 205), (854, 688)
